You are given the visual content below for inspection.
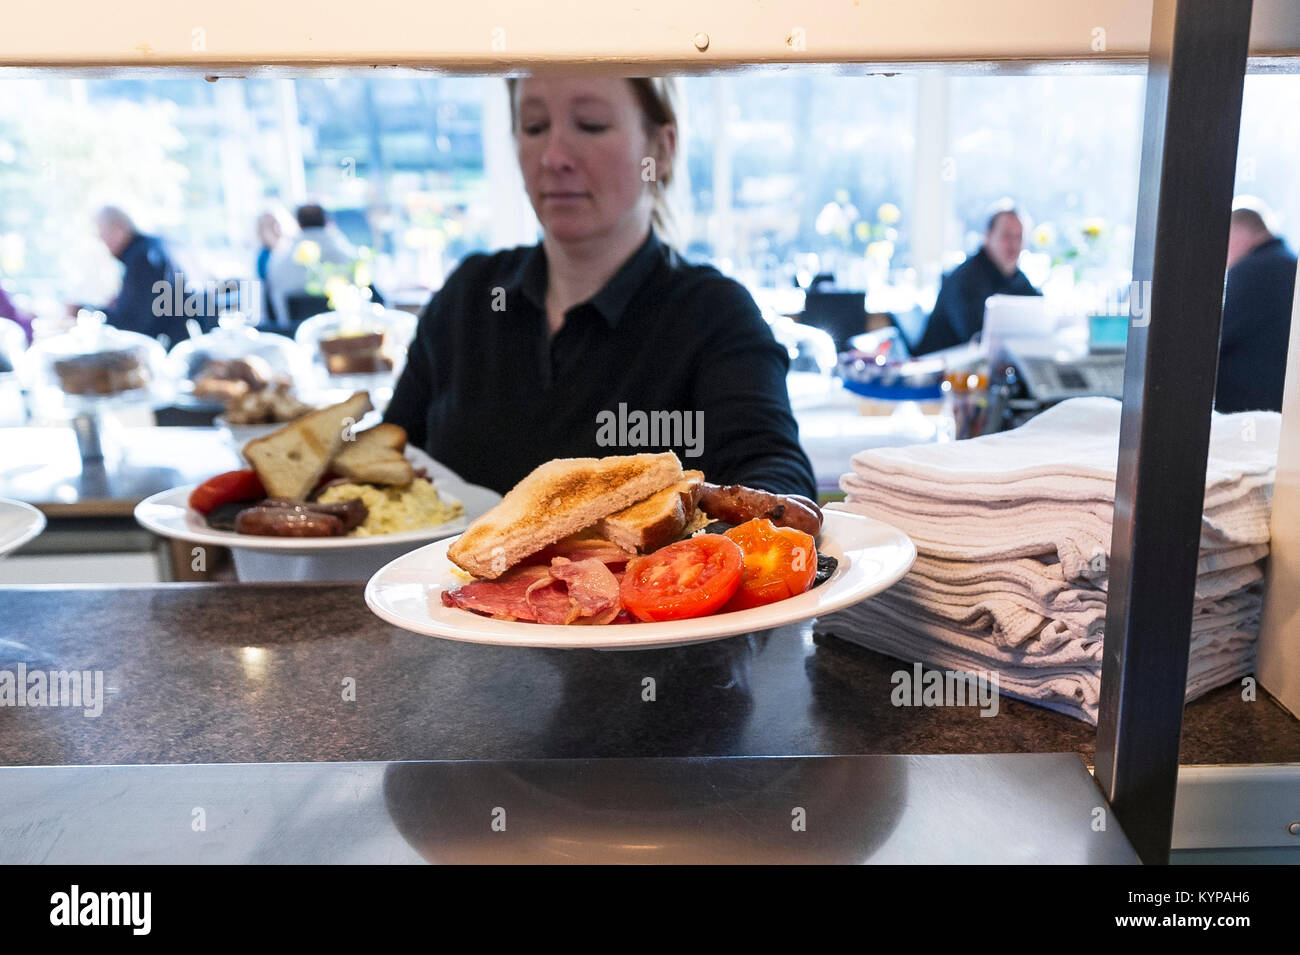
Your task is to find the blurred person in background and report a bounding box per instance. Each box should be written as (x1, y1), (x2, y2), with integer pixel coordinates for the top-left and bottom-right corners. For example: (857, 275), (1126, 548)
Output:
(0, 282), (34, 343)
(266, 202), (359, 329)
(256, 206), (296, 283)
(1216, 205), (1298, 413)
(255, 205), (296, 326)
(914, 207), (1041, 355)
(70, 206), (189, 346)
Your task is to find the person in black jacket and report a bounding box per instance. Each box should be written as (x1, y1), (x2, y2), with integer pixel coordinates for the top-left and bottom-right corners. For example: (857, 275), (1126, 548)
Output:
(81, 206), (189, 345)
(384, 77), (815, 500)
(1216, 208), (1297, 414)
(914, 209), (1041, 355)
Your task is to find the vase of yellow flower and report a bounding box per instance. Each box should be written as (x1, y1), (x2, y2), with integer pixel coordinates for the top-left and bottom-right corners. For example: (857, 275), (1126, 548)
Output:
(1031, 216), (1110, 281)
(294, 240), (376, 312)
(812, 194), (903, 289)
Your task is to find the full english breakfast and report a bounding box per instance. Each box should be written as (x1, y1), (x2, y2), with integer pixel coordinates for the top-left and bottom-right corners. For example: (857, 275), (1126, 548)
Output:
(439, 452), (835, 626)
(187, 391), (463, 538)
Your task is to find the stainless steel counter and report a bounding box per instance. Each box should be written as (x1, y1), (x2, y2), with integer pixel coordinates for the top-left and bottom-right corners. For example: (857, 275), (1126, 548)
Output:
(0, 753), (1138, 864)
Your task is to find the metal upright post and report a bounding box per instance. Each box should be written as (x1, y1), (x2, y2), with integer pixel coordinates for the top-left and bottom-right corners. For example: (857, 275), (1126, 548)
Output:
(1095, 0), (1253, 864)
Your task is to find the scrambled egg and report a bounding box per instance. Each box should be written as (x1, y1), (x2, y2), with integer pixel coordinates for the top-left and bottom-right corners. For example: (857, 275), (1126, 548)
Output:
(683, 507), (713, 535)
(317, 478), (463, 537)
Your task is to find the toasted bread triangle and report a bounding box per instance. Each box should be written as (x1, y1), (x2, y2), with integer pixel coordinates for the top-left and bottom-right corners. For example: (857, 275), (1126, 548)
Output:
(596, 470), (703, 553)
(242, 391), (373, 499)
(333, 423), (414, 486)
(448, 452), (683, 579)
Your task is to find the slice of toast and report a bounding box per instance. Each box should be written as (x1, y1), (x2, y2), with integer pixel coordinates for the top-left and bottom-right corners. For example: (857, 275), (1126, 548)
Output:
(332, 422), (415, 486)
(242, 391), (373, 500)
(448, 452), (684, 579)
(596, 470), (704, 554)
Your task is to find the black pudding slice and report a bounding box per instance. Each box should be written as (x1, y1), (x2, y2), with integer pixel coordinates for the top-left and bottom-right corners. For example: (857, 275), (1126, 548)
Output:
(206, 498), (262, 531)
(813, 553), (839, 588)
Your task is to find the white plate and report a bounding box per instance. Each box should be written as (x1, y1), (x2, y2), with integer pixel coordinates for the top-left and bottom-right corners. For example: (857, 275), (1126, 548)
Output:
(0, 498), (46, 558)
(364, 509), (916, 650)
(135, 483), (474, 552)
(133, 448), (502, 581)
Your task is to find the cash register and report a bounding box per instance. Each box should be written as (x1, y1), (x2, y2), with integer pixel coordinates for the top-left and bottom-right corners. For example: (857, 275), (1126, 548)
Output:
(1003, 313), (1126, 403)
(979, 295), (1129, 431)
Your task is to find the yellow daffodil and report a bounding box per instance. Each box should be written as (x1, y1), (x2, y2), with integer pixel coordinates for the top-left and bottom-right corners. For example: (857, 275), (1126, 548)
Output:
(814, 202), (841, 236)
(324, 275), (352, 309)
(292, 239), (321, 266)
(877, 202), (901, 225)
(854, 221), (871, 242)
(866, 240), (895, 261)
(1082, 217), (1106, 239)
(1033, 224), (1056, 248)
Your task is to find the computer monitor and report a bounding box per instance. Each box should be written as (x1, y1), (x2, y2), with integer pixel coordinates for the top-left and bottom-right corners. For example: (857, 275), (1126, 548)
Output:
(982, 294), (1051, 356)
(1088, 313), (1129, 353)
(801, 290), (868, 352)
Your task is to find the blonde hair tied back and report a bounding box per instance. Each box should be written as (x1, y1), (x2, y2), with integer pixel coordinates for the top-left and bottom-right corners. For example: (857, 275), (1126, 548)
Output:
(506, 76), (687, 250)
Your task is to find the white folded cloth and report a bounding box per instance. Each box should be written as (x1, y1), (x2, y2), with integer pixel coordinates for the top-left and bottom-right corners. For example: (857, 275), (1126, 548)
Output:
(818, 592), (1260, 724)
(839, 398), (1278, 580)
(1185, 642), (1257, 702)
(888, 556), (1265, 651)
(839, 479), (1271, 572)
(843, 397), (1278, 504)
(820, 397), (1277, 724)
(906, 552), (1261, 604)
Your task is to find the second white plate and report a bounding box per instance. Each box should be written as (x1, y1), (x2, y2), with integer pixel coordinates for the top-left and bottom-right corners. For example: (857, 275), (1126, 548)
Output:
(0, 498), (46, 558)
(134, 483), (474, 553)
(132, 447), (503, 581)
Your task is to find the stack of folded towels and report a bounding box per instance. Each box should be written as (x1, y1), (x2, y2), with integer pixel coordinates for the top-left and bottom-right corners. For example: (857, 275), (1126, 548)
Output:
(817, 397), (1279, 724)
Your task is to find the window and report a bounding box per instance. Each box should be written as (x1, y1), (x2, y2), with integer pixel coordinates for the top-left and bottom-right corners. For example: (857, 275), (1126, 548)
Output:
(948, 74), (1144, 291)
(0, 69), (1295, 327)
(681, 72), (916, 293)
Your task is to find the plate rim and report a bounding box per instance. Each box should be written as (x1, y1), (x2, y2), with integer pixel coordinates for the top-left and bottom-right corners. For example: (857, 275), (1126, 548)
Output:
(133, 482), (471, 552)
(363, 509), (916, 649)
(0, 498), (47, 557)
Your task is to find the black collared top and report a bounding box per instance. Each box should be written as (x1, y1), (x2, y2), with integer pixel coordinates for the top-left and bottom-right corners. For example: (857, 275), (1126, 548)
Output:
(384, 230), (817, 498)
(101, 233), (188, 343)
(914, 246), (1041, 355)
(1217, 236), (1298, 413)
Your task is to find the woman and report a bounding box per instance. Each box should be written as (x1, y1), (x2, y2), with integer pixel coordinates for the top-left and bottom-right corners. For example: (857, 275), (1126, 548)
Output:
(384, 76), (816, 499)
(254, 206), (295, 327)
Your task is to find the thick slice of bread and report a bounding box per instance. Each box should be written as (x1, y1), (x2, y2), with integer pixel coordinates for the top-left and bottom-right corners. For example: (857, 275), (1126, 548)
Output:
(448, 452), (683, 579)
(332, 422), (415, 486)
(242, 391), (373, 499)
(597, 470), (704, 553)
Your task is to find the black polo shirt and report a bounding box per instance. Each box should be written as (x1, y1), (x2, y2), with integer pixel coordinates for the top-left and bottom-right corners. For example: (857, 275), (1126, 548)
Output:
(384, 230), (817, 499)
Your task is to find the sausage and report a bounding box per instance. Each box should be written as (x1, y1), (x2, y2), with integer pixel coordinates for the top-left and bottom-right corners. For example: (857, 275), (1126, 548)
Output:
(787, 494), (822, 521)
(263, 497), (368, 533)
(697, 483), (823, 538)
(235, 505), (344, 537)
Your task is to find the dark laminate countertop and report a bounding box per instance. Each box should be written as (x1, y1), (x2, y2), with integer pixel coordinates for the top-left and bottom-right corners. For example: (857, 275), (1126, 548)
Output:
(1, 584), (1296, 767)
